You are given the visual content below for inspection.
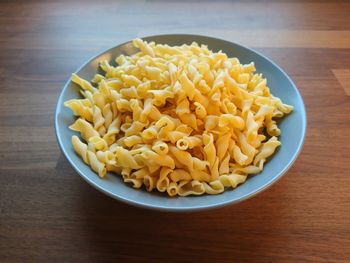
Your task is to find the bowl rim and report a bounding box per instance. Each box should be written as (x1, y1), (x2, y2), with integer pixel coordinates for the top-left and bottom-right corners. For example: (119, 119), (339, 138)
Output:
(55, 34), (307, 212)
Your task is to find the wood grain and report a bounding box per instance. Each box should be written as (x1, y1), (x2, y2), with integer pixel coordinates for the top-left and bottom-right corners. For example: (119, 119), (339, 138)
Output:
(1, 0), (350, 262)
(333, 69), (350, 95)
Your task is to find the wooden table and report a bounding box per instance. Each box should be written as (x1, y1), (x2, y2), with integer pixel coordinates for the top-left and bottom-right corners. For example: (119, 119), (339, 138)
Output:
(1, 0), (350, 262)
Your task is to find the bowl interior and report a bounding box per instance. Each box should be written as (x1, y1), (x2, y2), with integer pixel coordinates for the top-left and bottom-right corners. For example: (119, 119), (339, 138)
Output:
(55, 34), (306, 211)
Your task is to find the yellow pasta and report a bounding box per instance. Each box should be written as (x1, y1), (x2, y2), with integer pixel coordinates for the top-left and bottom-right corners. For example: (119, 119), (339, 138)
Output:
(152, 140), (169, 155)
(176, 135), (202, 150)
(203, 132), (216, 169)
(96, 150), (116, 165)
(114, 146), (142, 169)
(157, 167), (171, 192)
(64, 99), (93, 122)
(69, 118), (100, 141)
(87, 150), (107, 178)
(71, 135), (89, 164)
(88, 136), (108, 151)
(169, 146), (194, 171)
(71, 73), (97, 93)
(123, 135), (143, 148)
(141, 150), (175, 169)
(178, 180), (205, 196)
(92, 105), (106, 136)
(65, 38), (293, 196)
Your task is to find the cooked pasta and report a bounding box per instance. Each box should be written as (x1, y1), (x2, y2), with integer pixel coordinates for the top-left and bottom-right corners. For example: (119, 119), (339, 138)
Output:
(65, 38), (293, 196)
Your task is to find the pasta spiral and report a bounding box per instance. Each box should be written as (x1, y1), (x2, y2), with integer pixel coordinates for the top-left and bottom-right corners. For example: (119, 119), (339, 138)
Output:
(65, 39), (293, 196)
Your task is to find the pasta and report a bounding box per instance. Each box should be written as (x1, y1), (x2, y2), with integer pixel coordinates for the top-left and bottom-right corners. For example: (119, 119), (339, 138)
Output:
(65, 38), (293, 196)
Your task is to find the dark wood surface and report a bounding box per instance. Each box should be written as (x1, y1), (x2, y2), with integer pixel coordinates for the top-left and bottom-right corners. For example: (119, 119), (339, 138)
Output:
(1, 0), (350, 262)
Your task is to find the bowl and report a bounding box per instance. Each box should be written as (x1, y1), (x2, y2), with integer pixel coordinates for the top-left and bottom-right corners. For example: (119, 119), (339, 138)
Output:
(55, 34), (306, 212)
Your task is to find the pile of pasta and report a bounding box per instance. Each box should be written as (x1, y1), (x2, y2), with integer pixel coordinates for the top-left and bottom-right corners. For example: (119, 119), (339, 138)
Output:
(65, 38), (293, 196)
